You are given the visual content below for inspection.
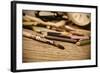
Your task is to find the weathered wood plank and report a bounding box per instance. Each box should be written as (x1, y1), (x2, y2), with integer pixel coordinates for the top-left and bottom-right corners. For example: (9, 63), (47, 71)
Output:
(23, 29), (90, 63)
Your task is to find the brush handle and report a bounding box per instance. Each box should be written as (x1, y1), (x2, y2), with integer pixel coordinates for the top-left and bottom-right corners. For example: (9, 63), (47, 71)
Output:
(23, 31), (65, 50)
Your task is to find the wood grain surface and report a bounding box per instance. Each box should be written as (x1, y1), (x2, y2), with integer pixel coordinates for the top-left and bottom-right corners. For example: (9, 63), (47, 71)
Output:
(23, 29), (91, 63)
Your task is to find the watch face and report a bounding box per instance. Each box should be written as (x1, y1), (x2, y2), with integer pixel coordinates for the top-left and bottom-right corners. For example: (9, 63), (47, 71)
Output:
(68, 13), (90, 26)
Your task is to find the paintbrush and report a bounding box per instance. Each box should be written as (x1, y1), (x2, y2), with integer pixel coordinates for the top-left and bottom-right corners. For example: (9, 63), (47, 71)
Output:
(23, 31), (65, 50)
(32, 26), (89, 40)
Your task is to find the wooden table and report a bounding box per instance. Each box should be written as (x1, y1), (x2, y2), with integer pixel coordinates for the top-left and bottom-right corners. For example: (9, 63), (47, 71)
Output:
(23, 29), (91, 63)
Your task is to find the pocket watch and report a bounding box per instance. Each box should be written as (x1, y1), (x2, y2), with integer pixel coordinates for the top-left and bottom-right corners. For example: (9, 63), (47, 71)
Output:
(67, 12), (90, 26)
